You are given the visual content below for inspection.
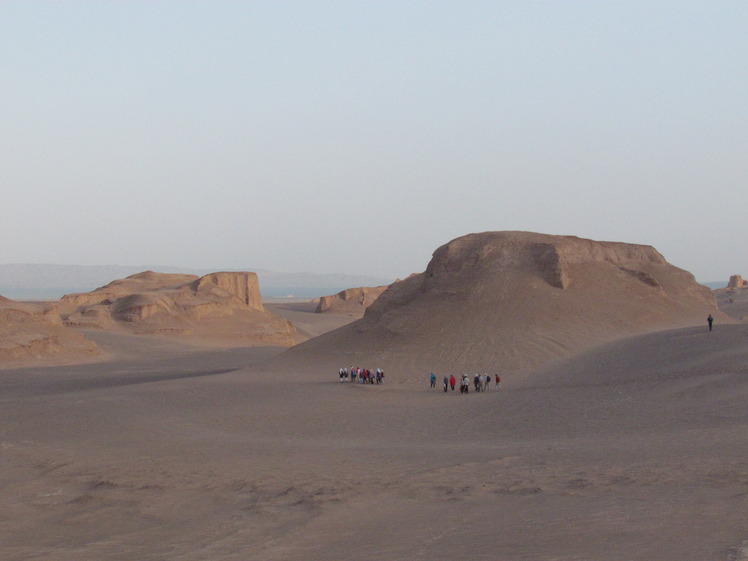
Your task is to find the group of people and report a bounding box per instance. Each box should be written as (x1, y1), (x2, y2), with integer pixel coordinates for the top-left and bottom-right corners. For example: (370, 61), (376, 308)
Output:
(339, 367), (385, 384)
(430, 372), (500, 393)
(338, 368), (498, 390)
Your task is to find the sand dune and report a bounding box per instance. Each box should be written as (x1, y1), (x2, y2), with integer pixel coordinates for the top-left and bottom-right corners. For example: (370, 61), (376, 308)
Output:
(2, 322), (747, 560)
(265, 299), (360, 343)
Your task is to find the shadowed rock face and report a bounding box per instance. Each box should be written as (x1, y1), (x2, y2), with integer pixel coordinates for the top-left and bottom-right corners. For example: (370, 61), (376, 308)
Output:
(285, 232), (726, 377)
(58, 271), (296, 346)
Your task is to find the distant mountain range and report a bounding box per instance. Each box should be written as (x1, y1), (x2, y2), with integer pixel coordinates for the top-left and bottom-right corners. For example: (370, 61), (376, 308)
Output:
(0, 264), (396, 300)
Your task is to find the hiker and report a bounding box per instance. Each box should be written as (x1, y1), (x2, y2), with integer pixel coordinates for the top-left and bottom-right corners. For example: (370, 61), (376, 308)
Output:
(430, 373), (436, 388)
(473, 373), (481, 392)
(495, 374), (501, 390)
(461, 375), (469, 394)
(449, 375), (457, 391)
(708, 314), (714, 331)
(484, 374), (490, 391)
(443, 376), (449, 392)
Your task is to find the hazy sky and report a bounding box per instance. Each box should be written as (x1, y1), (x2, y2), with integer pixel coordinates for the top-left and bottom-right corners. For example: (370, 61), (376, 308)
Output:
(2, 1), (746, 281)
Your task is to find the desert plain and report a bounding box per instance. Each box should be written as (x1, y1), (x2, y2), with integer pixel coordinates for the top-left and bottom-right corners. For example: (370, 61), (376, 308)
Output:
(2, 232), (748, 561)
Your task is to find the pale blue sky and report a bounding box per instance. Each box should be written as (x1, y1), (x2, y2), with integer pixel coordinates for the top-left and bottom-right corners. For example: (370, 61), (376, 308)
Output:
(1, 1), (746, 281)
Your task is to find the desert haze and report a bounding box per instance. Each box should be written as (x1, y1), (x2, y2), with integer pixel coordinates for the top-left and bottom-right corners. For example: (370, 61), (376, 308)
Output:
(1, 232), (747, 561)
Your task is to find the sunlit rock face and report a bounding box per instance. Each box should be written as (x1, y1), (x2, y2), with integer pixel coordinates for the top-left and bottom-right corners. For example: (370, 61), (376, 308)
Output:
(58, 271), (296, 346)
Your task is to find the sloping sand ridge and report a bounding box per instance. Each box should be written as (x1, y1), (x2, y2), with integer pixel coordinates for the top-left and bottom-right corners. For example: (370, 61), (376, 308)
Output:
(2, 321), (747, 560)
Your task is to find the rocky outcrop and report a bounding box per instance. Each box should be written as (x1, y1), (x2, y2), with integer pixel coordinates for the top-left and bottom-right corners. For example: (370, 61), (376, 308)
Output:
(727, 275), (747, 289)
(316, 286), (389, 314)
(285, 231), (727, 377)
(57, 271), (199, 312)
(192, 272), (265, 310)
(367, 232), (681, 319)
(0, 296), (100, 364)
(59, 271), (296, 346)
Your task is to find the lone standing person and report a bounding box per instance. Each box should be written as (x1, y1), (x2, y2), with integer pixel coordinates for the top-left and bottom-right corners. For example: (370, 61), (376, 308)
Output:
(708, 314), (714, 331)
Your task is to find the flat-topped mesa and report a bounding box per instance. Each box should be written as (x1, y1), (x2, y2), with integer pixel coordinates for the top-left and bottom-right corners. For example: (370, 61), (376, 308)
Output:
(316, 286), (389, 314)
(288, 231), (725, 378)
(427, 231), (666, 291)
(367, 232), (675, 317)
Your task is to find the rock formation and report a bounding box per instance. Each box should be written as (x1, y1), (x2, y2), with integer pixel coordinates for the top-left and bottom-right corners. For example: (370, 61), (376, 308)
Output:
(283, 231), (727, 378)
(58, 271), (296, 346)
(714, 275), (748, 321)
(315, 285), (390, 314)
(0, 296), (99, 364)
(727, 275), (747, 289)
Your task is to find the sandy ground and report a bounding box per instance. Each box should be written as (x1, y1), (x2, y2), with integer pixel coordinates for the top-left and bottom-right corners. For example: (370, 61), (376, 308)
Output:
(265, 300), (361, 342)
(715, 288), (748, 322)
(2, 318), (748, 560)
